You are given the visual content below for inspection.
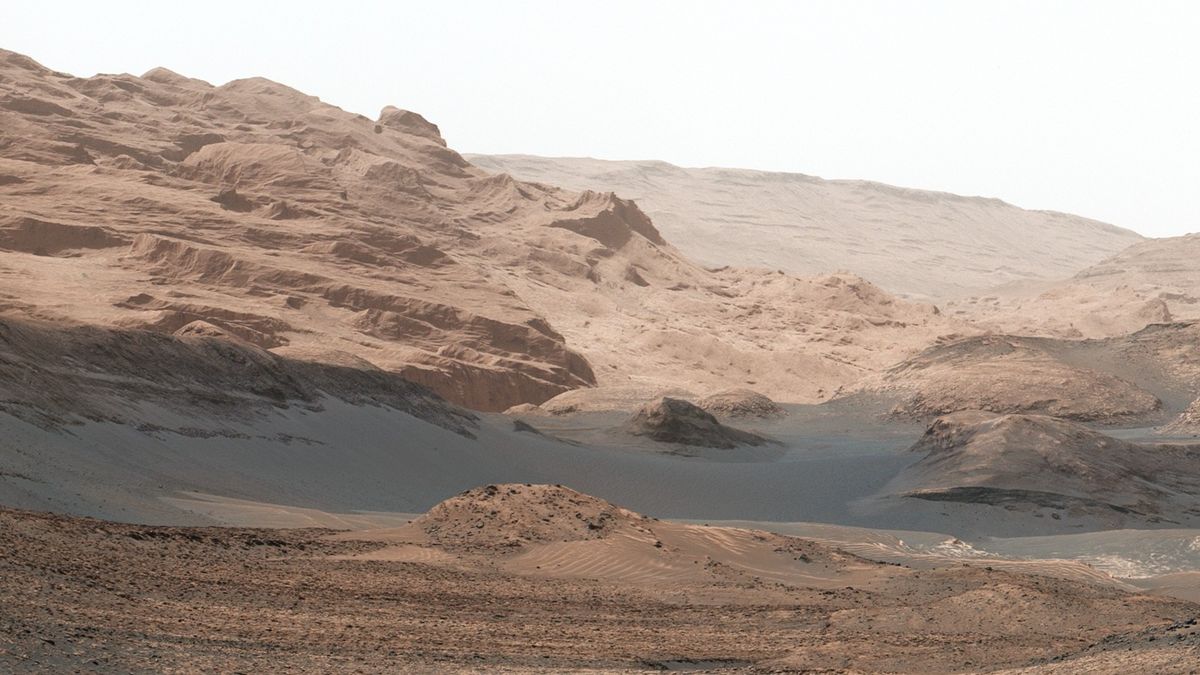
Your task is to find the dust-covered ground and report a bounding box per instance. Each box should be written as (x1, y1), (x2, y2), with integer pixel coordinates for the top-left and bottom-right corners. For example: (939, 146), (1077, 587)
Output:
(3, 495), (1199, 674)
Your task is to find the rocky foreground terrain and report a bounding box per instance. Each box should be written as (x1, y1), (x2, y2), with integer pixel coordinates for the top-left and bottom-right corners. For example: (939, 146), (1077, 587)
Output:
(3, 485), (1198, 673)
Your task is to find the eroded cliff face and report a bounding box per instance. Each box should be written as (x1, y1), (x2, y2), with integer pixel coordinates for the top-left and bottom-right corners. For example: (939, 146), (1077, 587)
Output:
(0, 49), (959, 410)
(0, 50), (614, 410)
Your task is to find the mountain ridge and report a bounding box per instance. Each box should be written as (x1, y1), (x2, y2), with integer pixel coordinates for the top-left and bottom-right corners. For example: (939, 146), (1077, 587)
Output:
(467, 153), (1143, 300)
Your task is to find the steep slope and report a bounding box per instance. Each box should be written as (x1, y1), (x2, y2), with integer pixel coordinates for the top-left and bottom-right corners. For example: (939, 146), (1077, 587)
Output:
(467, 154), (1142, 301)
(0, 314), (474, 435)
(950, 233), (1200, 339)
(0, 49), (960, 411)
(0, 50), (599, 411)
(887, 412), (1200, 527)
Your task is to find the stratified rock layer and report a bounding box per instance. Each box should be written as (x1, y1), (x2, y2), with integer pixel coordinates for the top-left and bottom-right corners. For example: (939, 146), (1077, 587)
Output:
(0, 48), (962, 410)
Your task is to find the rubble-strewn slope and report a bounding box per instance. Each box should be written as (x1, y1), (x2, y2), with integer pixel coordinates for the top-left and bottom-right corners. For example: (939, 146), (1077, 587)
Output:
(467, 154), (1142, 300)
(0, 49), (960, 410)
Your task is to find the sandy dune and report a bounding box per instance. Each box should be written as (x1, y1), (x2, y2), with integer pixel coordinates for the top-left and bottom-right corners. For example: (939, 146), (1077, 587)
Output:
(467, 154), (1142, 301)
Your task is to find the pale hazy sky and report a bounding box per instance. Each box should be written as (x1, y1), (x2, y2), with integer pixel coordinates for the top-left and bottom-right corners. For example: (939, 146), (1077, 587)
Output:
(4, 1), (1198, 237)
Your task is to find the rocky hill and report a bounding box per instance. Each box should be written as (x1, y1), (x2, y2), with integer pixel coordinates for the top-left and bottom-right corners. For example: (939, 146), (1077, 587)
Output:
(415, 483), (652, 550)
(1161, 398), (1200, 436)
(887, 412), (1200, 527)
(847, 321), (1200, 424)
(0, 49), (960, 411)
(625, 397), (770, 449)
